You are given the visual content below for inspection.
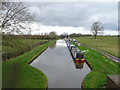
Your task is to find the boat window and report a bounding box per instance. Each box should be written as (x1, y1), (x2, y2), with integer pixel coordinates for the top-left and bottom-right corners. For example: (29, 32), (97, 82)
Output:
(76, 54), (84, 59)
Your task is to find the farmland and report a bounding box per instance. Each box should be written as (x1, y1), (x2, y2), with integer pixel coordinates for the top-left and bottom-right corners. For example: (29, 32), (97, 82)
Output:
(2, 35), (57, 60)
(73, 36), (119, 57)
(1, 1), (118, 89)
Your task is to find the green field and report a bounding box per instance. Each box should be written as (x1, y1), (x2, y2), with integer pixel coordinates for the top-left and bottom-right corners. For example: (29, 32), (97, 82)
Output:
(72, 42), (120, 88)
(73, 36), (119, 57)
(2, 40), (55, 88)
(2, 38), (48, 60)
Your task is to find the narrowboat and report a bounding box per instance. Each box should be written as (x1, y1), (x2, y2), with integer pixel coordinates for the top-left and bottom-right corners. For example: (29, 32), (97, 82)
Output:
(66, 41), (85, 69)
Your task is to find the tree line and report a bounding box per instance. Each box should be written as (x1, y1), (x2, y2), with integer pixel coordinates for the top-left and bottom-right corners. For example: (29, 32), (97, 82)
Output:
(2, 34), (58, 40)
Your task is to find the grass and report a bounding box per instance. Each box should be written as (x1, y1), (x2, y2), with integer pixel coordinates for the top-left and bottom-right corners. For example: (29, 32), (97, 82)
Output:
(73, 36), (119, 57)
(72, 42), (120, 88)
(2, 39), (48, 60)
(2, 40), (55, 88)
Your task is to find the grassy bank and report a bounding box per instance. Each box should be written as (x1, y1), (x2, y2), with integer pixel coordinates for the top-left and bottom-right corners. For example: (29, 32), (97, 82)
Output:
(2, 40), (56, 88)
(72, 42), (120, 88)
(73, 36), (119, 57)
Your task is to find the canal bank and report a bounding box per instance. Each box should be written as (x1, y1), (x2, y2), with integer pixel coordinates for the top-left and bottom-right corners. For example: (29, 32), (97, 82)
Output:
(2, 40), (55, 88)
(31, 39), (91, 88)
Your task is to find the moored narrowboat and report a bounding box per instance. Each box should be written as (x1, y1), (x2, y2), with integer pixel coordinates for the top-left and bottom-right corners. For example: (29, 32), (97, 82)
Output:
(65, 40), (85, 69)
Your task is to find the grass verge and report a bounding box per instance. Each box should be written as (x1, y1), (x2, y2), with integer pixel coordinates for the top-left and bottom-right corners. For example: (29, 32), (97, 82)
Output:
(72, 42), (120, 88)
(2, 40), (56, 88)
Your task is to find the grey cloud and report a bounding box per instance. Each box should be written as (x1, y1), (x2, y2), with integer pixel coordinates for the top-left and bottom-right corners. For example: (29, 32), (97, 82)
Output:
(29, 2), (118, 30)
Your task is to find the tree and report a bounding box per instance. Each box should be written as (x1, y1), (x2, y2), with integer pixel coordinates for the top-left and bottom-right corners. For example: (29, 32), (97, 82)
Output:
(69, 33), (82, 37)
(0, 1), (34, 35)
(49, 31), (57, 36)
(59, 32), (68, 38)
(91, 22), (104, 39)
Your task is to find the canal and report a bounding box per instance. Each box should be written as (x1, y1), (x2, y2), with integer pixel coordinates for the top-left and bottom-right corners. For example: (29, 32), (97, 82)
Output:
(31, 39), (91, 88)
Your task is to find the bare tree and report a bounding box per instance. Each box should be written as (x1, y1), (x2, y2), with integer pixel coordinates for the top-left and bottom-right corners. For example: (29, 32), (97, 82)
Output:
(91, 22), (104, 39)
(0, 1), (34, 35)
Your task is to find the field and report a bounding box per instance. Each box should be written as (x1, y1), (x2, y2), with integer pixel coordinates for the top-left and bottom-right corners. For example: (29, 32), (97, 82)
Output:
(2, 40), (55, 88)
(73, 36), (119, 57)
(2, 38), (48, 60)
(72, 42), (120, 88)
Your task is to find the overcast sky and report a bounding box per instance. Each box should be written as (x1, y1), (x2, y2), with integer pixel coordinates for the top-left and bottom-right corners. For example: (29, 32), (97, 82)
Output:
(27, 2), (118, 35)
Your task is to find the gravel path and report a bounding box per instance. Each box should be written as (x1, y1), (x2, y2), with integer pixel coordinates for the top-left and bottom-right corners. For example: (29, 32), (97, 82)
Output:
(91, 48), (120, 63)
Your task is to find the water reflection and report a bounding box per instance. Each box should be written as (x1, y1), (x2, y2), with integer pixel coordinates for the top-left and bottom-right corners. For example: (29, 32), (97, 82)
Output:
(31, 40), (91, 88)
(56, 40), (66, 47)
(49, 42), (56, 49)
(75, 63), (84, 69)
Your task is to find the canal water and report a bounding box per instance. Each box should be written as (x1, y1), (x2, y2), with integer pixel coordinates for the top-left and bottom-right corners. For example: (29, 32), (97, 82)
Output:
(31, 39), (91, 88)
